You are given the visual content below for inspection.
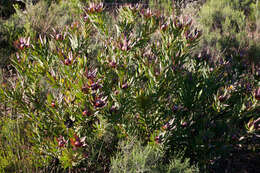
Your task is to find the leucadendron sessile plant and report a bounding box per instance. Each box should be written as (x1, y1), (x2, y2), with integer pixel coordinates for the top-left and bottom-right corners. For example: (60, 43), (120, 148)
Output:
(1, 2), (259, 172)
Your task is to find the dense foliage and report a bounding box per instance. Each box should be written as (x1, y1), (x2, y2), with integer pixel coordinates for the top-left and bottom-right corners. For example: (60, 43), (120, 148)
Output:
(0, 0), (259, 172)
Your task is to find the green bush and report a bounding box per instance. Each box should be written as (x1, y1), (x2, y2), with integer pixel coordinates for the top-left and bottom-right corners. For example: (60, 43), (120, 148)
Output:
(110, 137), (198, 173)
(199, 0), (246, 57)
(110, 137), (163, 173)
(0, 117), (47, 172)
(0, 14), (24, 68)
(0, 2), (259, 172)
(15, 0), (82, 36)
(0, 0), (83, 68)
(198, 0), (260, 73)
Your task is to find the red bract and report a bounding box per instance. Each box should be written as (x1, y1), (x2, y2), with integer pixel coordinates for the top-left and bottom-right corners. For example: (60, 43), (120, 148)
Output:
(109, 61), (117, 68)
(160, 23), (168, 31)
(185, 29), (194, 42)
(255, 88), (260, 100)
(86, 68), (97, 80)
(141, 8), (153, 18)
(162, 123), (169, 130)
(83, 14), (90, 22)
(173, 18), (183, 29)
(218, 95), (226, 102)
(94, 99), (105, 108)
(64, 58), (72, 65)
(93, 96), (107, 108)
(70, 134), (86, 148)
(14, 37), (30, 50)
(110, 105), (118, 114)
(183, 16), (192, 27)
(119, 36), (130, 51)
(64, 51), (73, 66)
(129, 4), (141, 12)
(82, 109), (92, 116)
(122, 82), (128, 89)
(56, 136), (67, 147)
(114, 90), (119, 95)
(82, 84), (89, 94)
(185, 29), (201, 43)
(50, 28), (63, 41)
(91, 82), (101, 90)
(155, 136), (161, 144)
(51, 102), (55, 108)
(85, 3), (103, 14)
(254, 118), (260, 129)
(181, 122), (188, 127)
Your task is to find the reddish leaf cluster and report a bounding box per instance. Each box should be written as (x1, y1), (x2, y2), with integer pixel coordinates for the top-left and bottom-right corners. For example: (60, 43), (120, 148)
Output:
(93, 98), (106, 108)
(84, 3), (103, 14)
(50, 28), (64, 41)
(82, 109), (92, 116)
(140, 8), (153, 19)
(185, 28), (202, 42)
(70, 134), (86, 149)
(56, 136), (67, 148)
(14, 37), (30, 50)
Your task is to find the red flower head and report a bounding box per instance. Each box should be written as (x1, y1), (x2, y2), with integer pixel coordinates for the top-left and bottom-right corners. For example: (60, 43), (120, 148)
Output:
(173, 18), (183, 29)
(85, 3), (103, 14)
(155, 136), (161, 144)
(86, 68), (97, 80)
(91, 81), (101, 90)
(255, 88), (260, 101)
(70, 134), (86, 148)
(82, 109), (92, 116)
(51, 102), (56, 108)
(94, 98), (106, 108)
(122, 82), (128, 89)
(14, 37), (30, 50)
(109, 61), (117, 68)
(56, 136), (67, 147)
(64, 51), (73, 66)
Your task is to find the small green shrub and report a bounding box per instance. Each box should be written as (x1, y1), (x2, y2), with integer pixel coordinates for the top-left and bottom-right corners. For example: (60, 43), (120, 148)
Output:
(0, 14), (24, 68)
(198, 0), (260, 73)
(199, 0), (246, 57)
(0, 0), (83, 68)
(110, 137), (198, 173)
(0, 117), (46, 172)
(166, 157), (199, 173)
(110, 137), (163, 173)
(15, 0), (82, 36)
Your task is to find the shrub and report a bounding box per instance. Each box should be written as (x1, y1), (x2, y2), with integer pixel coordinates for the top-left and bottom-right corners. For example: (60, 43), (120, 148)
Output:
(199, 0), (246, 58)
(110, 137), (198, 173)
(0, 117), (46, 172)
(0, 0), (83, 68)
(198, 0), (260, 73)
(0, 14), (24, 68)
(166, 157), (199, 173)
(15, 0), (82, 36)
(1, 2), (259, 172)
(110, 137), (163, 172)
(0, 0), (25, 19)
